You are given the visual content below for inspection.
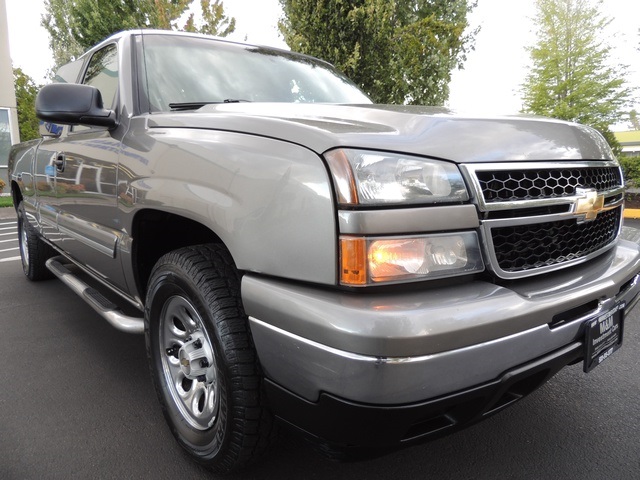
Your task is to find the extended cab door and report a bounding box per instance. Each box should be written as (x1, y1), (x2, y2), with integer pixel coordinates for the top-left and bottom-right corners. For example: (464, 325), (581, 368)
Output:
(37, 43), (128, 290)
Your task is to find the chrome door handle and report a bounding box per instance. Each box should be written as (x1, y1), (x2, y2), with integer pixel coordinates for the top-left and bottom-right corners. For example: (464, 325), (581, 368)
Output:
(55, 153), (65, 172)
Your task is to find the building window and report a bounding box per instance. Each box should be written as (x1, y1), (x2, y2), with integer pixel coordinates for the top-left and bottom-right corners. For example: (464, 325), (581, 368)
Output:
(0, 108), (11, 167)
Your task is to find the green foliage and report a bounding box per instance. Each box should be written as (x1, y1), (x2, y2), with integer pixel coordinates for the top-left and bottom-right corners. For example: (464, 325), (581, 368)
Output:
(41, 0), (85, 68)
(619, 156), (640, 187)
(65, 0), (155, 48)
(521, 0), (634, 152)
(13, 68), (41, 142)
(42, 0), (236, 69)
(279, 0), (477, 105)
(146, 0), (192, 30)
(184, 0), (235, 36)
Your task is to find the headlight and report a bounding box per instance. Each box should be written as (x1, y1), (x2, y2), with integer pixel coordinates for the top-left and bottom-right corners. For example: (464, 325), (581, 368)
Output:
(325, 148), (469, 206)
(340, 232), (484, 286)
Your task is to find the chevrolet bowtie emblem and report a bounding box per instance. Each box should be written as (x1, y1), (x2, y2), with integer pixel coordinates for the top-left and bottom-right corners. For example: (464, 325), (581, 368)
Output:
(575, 187), (604, 222)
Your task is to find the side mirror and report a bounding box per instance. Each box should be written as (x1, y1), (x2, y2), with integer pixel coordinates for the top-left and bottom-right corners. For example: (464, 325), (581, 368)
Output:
(36, 83), (117, 129)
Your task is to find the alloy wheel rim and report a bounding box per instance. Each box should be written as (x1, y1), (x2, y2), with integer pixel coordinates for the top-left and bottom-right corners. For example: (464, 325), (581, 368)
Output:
(20, 224), (29, 268)
(159, 295), (219, 430)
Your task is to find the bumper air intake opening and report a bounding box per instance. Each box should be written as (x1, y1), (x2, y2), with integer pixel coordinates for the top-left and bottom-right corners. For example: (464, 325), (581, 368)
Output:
(549, 300), (599, 329)
(402, 413), (455, 442)
(402, 396), (485, 442)
(483, 368), (551, 417)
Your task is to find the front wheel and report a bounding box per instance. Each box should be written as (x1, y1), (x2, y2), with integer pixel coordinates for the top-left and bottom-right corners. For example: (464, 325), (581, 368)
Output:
(17, 202), (55, 281)
(145, 245), (274, 473)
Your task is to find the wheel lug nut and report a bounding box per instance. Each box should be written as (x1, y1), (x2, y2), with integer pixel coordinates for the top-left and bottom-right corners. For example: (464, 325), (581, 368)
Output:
(194, 339), (202, 349)
(166, 346), (179, 357)
(200, 359), (209, 368)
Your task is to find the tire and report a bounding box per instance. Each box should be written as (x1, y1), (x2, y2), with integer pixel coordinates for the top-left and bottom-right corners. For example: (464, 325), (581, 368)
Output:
(17, 202), (55, 281)
(145, 244), (274, 473)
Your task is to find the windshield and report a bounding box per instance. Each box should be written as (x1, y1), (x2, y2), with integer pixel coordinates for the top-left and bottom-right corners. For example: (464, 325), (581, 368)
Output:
(140, 34), (371, 112)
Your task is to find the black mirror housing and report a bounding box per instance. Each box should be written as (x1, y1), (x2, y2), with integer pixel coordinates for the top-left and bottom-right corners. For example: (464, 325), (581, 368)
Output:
(36, 83), (117, 128)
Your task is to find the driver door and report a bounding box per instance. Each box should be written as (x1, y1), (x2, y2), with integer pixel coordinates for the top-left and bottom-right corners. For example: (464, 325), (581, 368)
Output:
(39, 43), (128, 290)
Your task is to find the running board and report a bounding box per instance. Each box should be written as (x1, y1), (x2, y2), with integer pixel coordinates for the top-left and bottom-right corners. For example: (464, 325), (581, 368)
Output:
(46, 256), (145, 334)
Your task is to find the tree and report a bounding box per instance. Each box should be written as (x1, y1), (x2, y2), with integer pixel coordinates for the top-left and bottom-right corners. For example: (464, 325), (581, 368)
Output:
(13, 68), (41, 143)
(42, 0), (235, 69)
(521, 0), (633, 153)
(41, 0), (85, 68)
(630, 110), (640, 131)
(184, 0), (236, 36)
(64, 0), (157, 48)
(279, 0), (477, 105)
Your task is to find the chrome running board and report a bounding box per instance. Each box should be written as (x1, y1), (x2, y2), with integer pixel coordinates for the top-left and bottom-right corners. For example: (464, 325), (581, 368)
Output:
(46, 256), (144, 334)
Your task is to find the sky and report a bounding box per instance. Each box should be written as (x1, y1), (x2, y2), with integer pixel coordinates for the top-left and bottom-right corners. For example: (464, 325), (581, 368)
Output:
(4, 0), (640, 126)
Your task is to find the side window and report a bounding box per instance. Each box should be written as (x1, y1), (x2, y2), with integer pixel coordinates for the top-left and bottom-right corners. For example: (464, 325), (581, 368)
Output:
(83, 44), (119, 110)
(54, 58), (84, 84)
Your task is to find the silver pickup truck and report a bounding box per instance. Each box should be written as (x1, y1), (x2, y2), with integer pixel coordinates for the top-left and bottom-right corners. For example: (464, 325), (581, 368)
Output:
(8, 30), (640, 472)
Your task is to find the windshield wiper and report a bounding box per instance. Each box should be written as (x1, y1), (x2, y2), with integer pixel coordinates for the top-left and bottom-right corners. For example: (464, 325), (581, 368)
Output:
(169, 99), (251, 111)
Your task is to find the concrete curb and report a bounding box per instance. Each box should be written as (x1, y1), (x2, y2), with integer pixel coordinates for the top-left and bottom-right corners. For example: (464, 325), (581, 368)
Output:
(624, 208), (640, 219)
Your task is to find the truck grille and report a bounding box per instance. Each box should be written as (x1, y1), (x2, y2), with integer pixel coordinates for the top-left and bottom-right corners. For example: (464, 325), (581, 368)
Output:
(476, 167), (622, 203)
(462, 162), (624, 279)
(491, 207), (621, 272)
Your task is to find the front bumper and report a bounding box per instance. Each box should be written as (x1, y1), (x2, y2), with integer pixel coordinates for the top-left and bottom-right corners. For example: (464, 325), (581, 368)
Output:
(243, 240), (640, 407)
(263, 341), (583, 449)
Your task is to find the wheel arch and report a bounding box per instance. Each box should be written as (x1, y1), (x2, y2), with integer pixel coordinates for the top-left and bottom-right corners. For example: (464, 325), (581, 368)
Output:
(130, 208), (227, 302)
(11, 181), (23, 212)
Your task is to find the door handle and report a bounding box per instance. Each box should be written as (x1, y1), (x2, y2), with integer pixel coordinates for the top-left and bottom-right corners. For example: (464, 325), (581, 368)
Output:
(55, 153), (65, 173)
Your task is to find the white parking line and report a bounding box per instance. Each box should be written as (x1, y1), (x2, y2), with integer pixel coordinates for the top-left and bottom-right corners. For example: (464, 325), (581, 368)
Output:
(0, 232), (17, 237)
(0, 226), (17, 231)
(0, 238), (17, 243)
(0, 256), (20, 263)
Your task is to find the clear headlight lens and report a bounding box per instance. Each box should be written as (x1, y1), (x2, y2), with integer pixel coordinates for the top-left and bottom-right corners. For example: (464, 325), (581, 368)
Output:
(340, 232), (484, 286)
(326, 148), (469, 205)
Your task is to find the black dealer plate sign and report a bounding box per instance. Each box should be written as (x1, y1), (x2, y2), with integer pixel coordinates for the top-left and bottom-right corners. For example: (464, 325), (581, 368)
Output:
(584, 302), (625, 373)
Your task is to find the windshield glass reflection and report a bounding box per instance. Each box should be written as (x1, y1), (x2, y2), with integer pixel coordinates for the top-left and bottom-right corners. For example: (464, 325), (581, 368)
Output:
(141, 34), (372, 111)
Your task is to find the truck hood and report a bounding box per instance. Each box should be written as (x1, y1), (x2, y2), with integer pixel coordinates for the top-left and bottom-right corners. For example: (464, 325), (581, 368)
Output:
(146, 103), (613, 163)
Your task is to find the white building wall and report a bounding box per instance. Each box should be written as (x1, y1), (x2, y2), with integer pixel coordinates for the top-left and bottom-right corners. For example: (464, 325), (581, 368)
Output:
(0, 0), (20, 188)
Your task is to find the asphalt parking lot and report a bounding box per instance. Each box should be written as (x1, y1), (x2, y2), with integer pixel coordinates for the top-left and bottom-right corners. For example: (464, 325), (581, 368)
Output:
(1, 207), (639, 479)
(0, 210), (19, 264)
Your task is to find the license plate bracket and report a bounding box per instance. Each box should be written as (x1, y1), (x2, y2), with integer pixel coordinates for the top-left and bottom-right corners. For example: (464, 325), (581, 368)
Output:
(583, 301), (625, 373)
